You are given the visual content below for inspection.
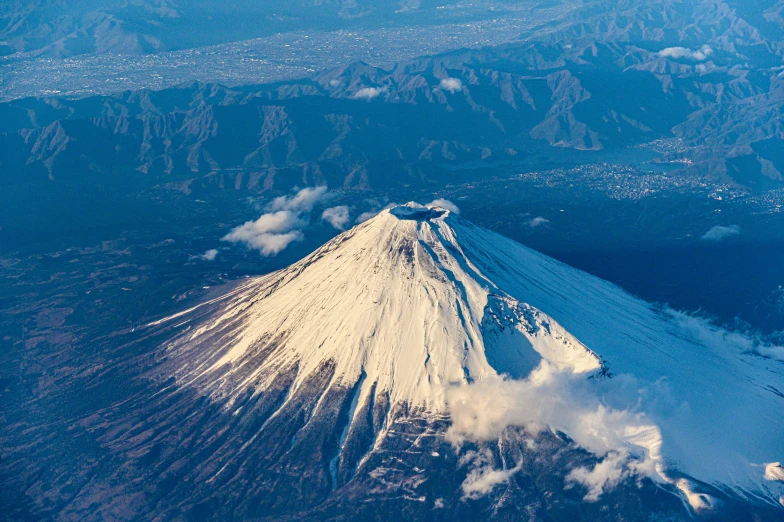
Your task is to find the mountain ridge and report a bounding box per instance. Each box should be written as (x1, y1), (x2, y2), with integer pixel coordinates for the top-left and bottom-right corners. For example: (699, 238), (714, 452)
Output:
(4, 32), (784, 193)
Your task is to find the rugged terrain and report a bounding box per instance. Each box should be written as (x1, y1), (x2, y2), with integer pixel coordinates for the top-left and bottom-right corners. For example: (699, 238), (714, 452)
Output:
(3, 23), (784, 193)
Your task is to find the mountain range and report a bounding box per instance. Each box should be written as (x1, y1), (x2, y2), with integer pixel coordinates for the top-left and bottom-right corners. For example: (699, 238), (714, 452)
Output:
(3, 31), (784, 194)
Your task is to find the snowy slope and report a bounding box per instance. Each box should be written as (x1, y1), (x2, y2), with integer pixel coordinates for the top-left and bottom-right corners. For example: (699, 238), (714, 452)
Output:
(448, 207), (784, 507)
(157, 202), (784, 511)
(166, 204), (600, 410)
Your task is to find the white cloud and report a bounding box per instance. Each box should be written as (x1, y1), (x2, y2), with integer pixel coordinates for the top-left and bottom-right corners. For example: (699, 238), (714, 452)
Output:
(200, 249), (219, 261)
(427, 198), (460, 214)
(222, 186), (331, 256)
(226, 210), (306, 237)
(322, 205), (350, 230)
(566, 451), (630, 501)
(434, 498), (445, 509)
(528, 216), (549, 228)
(459, 449), (521, 500)
(700, 224), (740, 241)
(439, 77), (463, 93)
(266, 185), (328, 213)
(352, 86), (387, 100)
(222, 210), (306, 256)
(446, 363), (662, 501)
(658, 45), (713, 61)
(244, 231), (304, 256)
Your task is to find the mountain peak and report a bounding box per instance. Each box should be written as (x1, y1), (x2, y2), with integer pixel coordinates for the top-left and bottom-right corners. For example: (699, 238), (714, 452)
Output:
(154, 206), (784, 511)
(386, 202), (453, 221)
(167, 203), (599, 420)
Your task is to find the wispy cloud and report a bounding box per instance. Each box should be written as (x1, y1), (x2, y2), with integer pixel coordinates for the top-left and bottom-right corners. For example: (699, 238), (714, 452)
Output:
(658, 45), (713, 61)
(200, 249), (219, 261)
(322, 205), (350, 230)
(459, 449), (521, 499)
(222, 186), (330, 256)
(668, 308), (784, 362)
(566, 451), (630, 501)
(267, 185), (328, 213)
(528, 216), (549, 228)
(427, 198), (460, 213)
(700, 224), (740, 241)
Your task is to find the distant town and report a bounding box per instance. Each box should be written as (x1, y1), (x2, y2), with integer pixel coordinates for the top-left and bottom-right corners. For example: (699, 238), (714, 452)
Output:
(0, 5), (571, 101)
(515, 162), (782, 214)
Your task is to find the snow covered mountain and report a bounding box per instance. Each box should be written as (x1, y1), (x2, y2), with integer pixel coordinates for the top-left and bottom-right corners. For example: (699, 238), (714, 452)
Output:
(110, 202), (783, 520)
(164, 203), (603, 413)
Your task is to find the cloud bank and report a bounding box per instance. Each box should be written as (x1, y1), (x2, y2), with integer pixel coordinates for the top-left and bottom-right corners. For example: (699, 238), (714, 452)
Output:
(528, 216), (549, 228)
(447, 306), (784, 506)
(700, 224), (740, 241)
(446, 363), (663, 502)
(222, 186), (329, 256)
